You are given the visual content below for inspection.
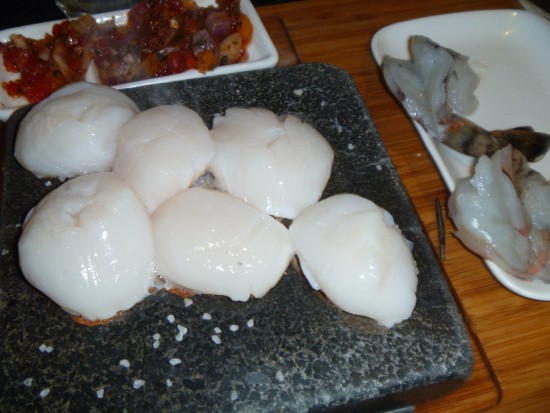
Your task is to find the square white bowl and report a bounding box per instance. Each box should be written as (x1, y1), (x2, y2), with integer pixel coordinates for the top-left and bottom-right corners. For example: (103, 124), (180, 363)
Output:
(0, 0), (278, 121)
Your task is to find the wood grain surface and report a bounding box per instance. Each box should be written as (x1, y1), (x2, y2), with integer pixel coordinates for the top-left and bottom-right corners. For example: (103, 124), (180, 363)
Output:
(257, 1), (549, 411)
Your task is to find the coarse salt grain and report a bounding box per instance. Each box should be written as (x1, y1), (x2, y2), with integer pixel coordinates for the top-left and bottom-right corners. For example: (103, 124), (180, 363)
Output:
(23, 378), (33, 387)
(184, 298), (193, 307)
(229, 324), (239, 332)
(119, 359), (130, 368)
(152, 333), (161, 348)
(347, 143), (355, 150)
(1, 249), (9, 256)
(44, 181), (52, 187)
(167, 314), (175, 323)
(230, 390), (238, 401)
(247, 318), (254, 328)
(169, 358), (182, 366)
(166, 379), (173, 387)
(133, 379), (145, 389)
(293, 88), (304, 96)
(175, 325), (187, 342)
(376, 164), (382, 171)
(38, 344), (54, 353)
(213, 327), (222, 334)
(211, 335), (222, 344)
(39, 388), (50, 398)
(202, 312), (212, 320)
(96, 388), (105, 399)
(275, 370), (284, 382)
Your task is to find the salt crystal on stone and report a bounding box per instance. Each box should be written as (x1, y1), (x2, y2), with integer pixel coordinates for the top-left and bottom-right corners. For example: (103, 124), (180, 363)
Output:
(376, 164), (382, 171)
(246, 318), (254, 328)
(230, 390), (238, 401)
(38, 344), (53, 353)
(169, 358), (182, 366)
(166, 379), (173, 387)
(96, 388), (105, 399)
(153, 333), (160, 340)
(44, 181), (52, 187)
(348, 143), (355, 150)
(293, 88), (304, 96)
(39, 388), (50, 398)
(213, 327), (222, 334)
(167, 314), (175, 323)
(202, 312), (212, 320)
(211, 335), (221, 344)
(184, 298), (193, 307)
(133, 379), (145, 389)
(23, 378), (33, 387)
(275, 370), (284, 382)
(175, 325), (187, 342)
(119, 359), (130, 368)
(229, 324), (239, 332)
(1, 249), (8, 256)
(153, 340), (160, 349)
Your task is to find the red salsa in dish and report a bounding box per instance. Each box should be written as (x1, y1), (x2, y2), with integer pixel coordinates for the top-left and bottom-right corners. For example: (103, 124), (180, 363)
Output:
(0, 0), (252, 103)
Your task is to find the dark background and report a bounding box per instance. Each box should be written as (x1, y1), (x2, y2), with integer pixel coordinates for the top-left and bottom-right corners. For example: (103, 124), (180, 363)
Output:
(0, 0), (296, 31)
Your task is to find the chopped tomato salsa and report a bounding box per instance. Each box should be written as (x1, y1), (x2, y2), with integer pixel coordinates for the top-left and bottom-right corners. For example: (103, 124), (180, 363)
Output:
(0, 0), (251, 102)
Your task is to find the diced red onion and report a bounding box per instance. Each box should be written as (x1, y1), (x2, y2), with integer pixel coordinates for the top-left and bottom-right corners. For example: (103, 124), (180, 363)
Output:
(191, 29), (218, 56)
(205, 11), (232, 40)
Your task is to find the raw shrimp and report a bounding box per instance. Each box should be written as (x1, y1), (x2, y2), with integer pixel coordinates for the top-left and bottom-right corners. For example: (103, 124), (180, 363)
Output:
(382, 35), (550, 162)
(506, 148), (550, 231)
(382, 35), (478, 139)
(448, 145), (550, 282)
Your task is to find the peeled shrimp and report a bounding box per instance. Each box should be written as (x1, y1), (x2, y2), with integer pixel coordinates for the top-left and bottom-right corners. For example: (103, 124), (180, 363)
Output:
(382, 35), (479, 139)
(382, 36), (550, 162)
(448, 145), (550, 281)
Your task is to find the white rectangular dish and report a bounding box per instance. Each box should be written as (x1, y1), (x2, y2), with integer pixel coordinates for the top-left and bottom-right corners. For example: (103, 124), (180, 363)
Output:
(372, 10), (550, 301)
(0, 0), (278, 121)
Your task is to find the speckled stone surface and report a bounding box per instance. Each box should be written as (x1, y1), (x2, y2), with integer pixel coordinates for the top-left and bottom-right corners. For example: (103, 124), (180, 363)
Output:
(0, 64), (473, 412)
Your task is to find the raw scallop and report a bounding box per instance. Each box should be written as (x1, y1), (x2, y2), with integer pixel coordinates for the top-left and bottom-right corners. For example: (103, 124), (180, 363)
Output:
(209, 107), (334, 219)
(14, 82), (139, 180)
(18, 172), (155, 321)
(153, 187), (295, 301)
(289, 194), (418, 328)
(113, 105), (215, 214)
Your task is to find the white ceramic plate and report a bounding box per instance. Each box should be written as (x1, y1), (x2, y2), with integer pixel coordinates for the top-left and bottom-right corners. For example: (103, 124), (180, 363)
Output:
(371, 9), (550, 301)
(0, 0), (278, 121)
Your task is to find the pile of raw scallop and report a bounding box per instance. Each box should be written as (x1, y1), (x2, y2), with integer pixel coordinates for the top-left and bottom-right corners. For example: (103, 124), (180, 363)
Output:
(15, 82), (418, 328)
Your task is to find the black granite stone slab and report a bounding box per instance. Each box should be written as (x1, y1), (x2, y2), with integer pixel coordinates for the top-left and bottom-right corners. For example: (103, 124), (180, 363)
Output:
(0, 63), (473, 412)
